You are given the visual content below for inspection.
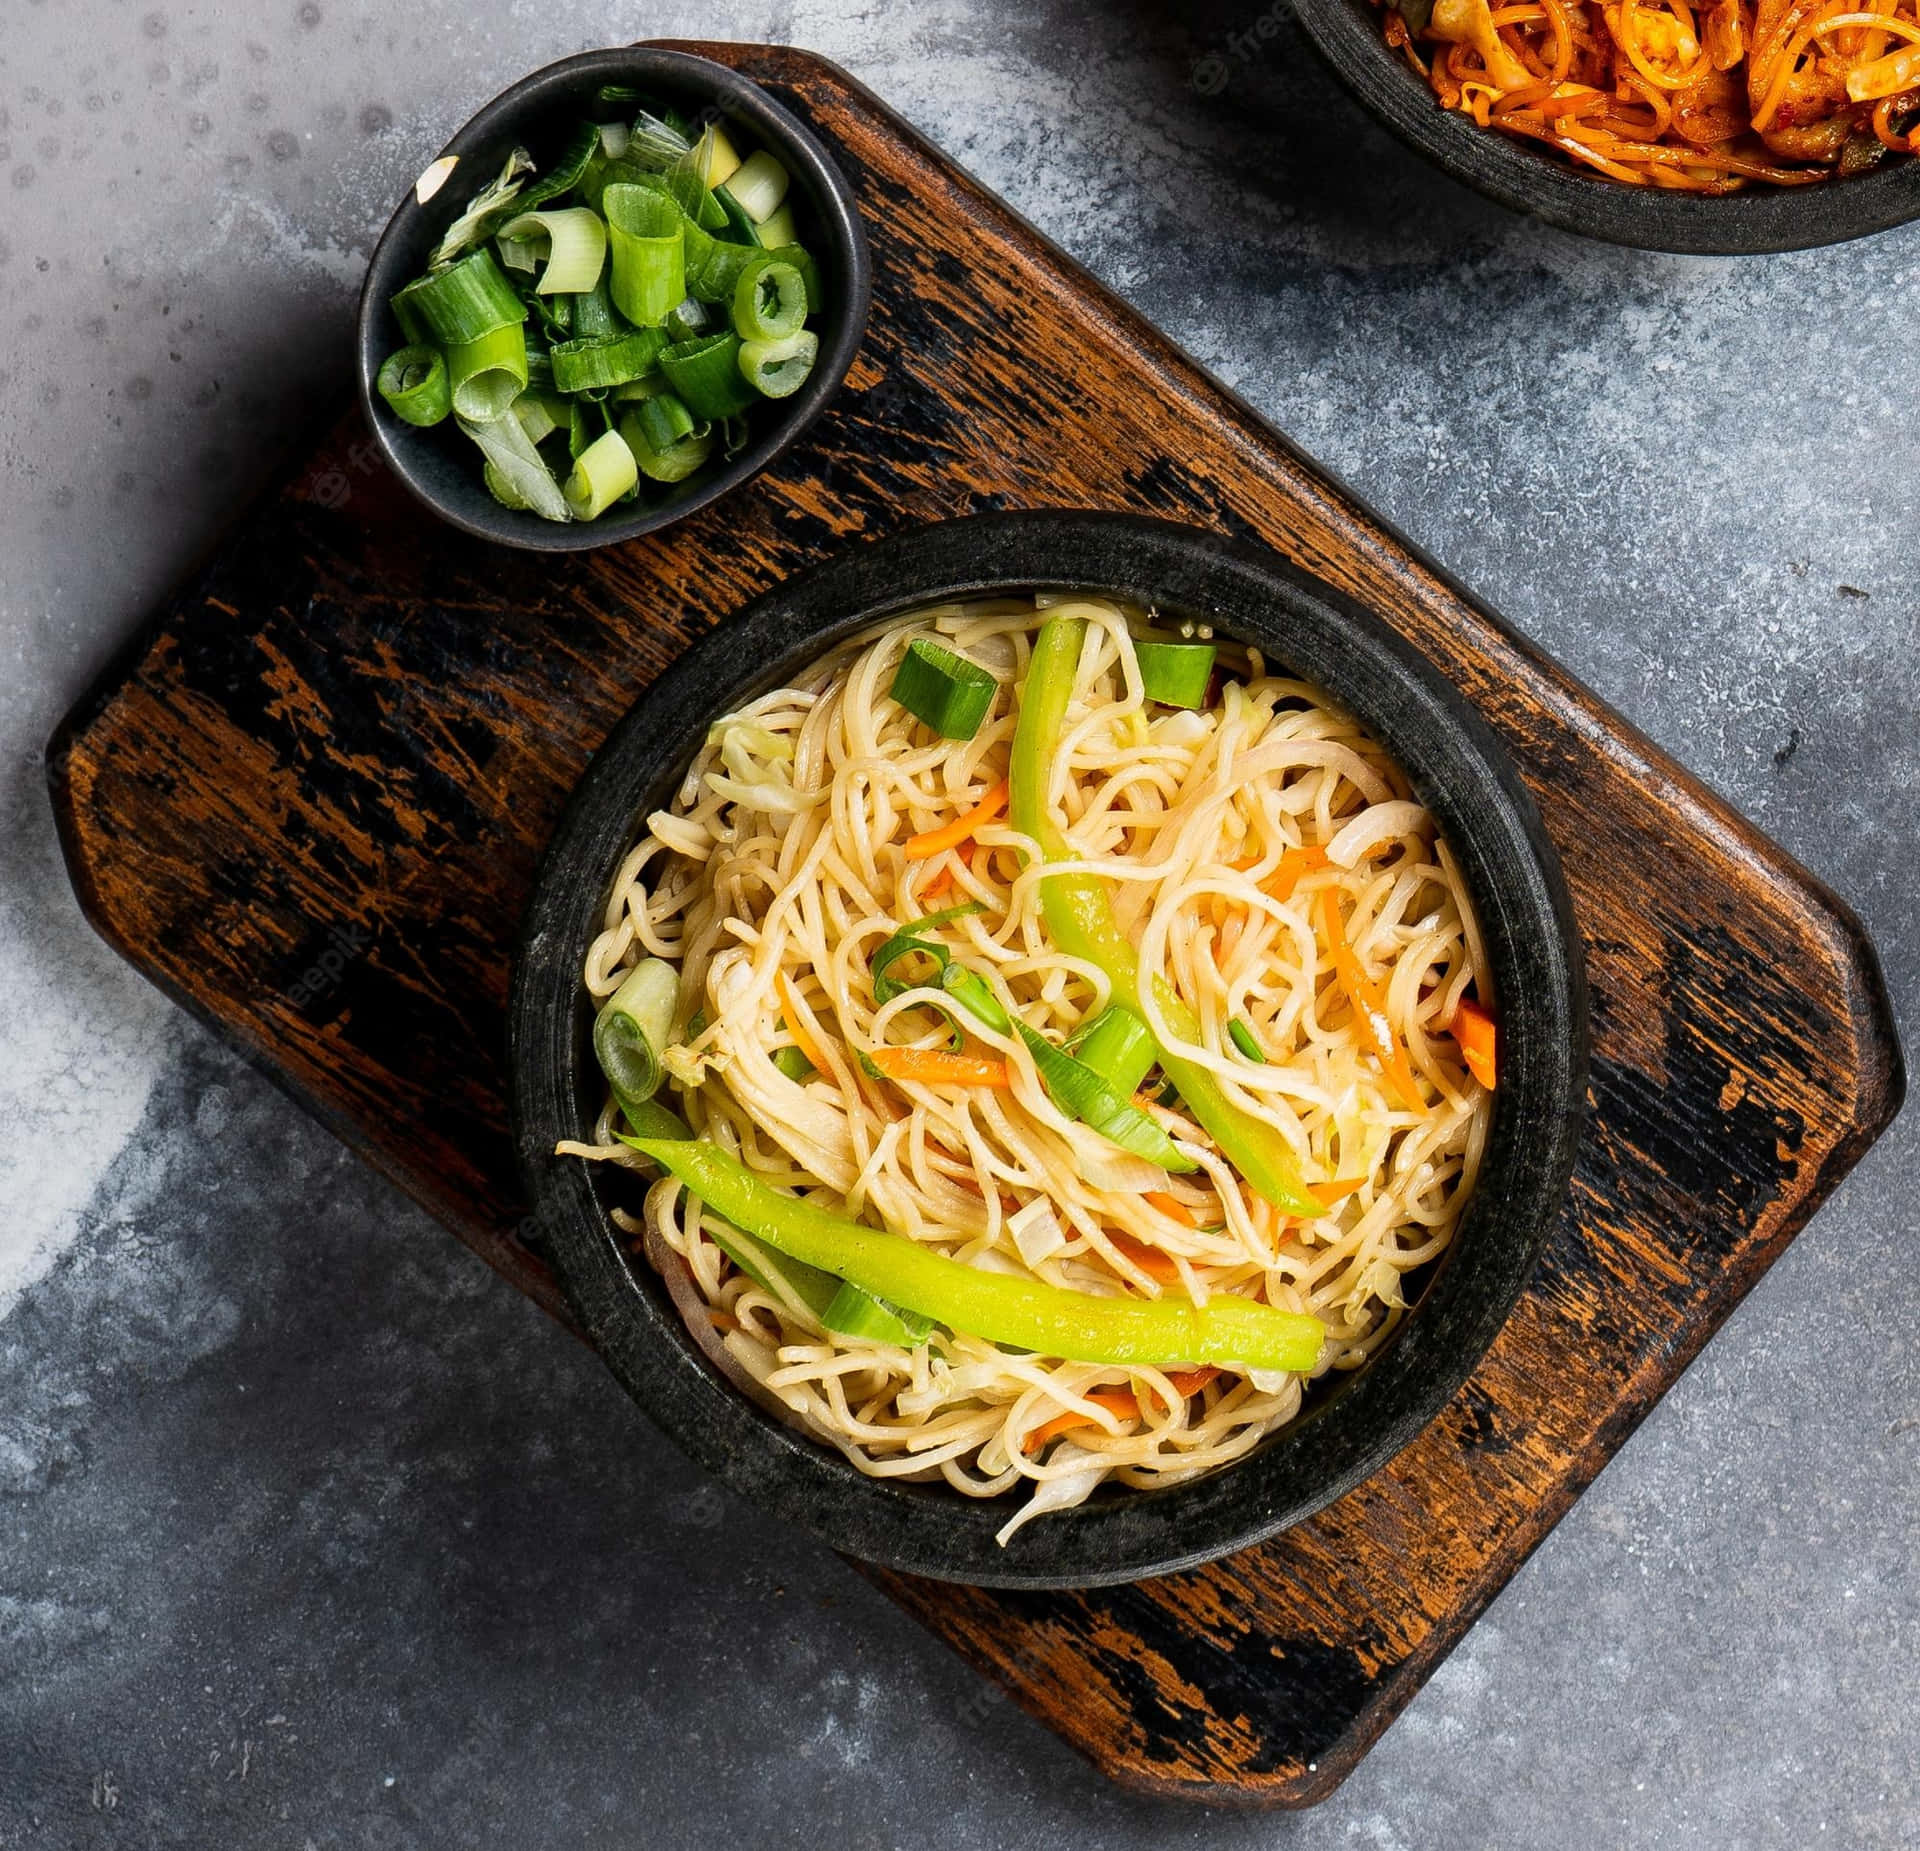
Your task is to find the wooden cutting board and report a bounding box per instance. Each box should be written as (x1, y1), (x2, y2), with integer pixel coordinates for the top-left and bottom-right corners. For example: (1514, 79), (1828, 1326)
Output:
(46, 41), (1904, 1806)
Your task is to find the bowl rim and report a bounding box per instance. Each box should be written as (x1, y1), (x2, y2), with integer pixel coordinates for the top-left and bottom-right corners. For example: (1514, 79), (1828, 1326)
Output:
(509, 510), (1589, 1589)
(354, 46), (872, 552)
(1290, 0), (1920, 253)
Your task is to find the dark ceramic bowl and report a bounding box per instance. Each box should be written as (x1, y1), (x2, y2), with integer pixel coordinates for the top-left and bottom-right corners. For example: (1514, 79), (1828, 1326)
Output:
(355, 48), (870, 551)
(1293, 0), (1920, 252)
(510, 511), (1587, 1588)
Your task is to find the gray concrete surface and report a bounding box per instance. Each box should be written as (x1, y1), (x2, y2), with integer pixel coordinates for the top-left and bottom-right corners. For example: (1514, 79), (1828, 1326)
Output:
(2, 3), (1915, 1846)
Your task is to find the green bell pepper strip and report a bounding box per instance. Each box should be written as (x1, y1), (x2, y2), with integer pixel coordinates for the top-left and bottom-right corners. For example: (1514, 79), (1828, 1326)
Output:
(1010, 616), (1322, 1218)
(625, 1138), (1325, 1372)
(700, 1214), (931, 1346)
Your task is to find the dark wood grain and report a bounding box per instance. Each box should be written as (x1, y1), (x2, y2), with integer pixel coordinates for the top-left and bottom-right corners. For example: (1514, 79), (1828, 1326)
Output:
(46, 42), (1904, 1807)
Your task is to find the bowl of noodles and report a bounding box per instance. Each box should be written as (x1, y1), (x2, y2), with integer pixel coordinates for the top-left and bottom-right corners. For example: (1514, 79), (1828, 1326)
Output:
(1292, 0), (1920, 250)
(511, 511), (1586, 1587)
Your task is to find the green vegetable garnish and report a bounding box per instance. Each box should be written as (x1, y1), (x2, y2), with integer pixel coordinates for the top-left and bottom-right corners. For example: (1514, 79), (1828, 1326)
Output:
(889, 638), (999, 741)
(626, 1138), (1325, 1372)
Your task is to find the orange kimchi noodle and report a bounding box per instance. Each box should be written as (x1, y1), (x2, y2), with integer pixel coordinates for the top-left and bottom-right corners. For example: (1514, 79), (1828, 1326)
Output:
(1378, 0), (1920, 187)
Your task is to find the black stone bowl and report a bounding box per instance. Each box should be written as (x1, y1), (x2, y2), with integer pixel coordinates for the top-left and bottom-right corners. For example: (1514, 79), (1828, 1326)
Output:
(1293, 0), (1920, 252)
(510, 511), (1587, 1588)
(354, 47), (870, 551)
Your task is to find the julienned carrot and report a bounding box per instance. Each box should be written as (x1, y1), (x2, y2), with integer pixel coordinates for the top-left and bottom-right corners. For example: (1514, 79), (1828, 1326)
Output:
(1452, 996), (1498, 1090)
(917, 838), (974, 903)
(1021, 1367), (1221, 1453)
(1317, 889), (1428, 1117)
(865, 1045), (1011, 1088)
(1143, 1190), (1204, 1228)
(775, 971), (830, 1077)
(1262, 844), (1331, 902)
(904, 779), (1009, 861)
(1107, 1230), (1184, 1281)
(1307, 1176), (1367, 1210)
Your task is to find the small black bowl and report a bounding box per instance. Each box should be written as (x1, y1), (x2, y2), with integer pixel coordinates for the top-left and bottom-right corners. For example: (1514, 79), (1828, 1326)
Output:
(355, 47), (871, 551)
(510, 511), (1587, 1588)
(1292, 0), (1920, 253)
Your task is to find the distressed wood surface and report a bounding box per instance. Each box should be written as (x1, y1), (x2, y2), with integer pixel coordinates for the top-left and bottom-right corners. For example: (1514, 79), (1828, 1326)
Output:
(46, 42), (1903, 1807)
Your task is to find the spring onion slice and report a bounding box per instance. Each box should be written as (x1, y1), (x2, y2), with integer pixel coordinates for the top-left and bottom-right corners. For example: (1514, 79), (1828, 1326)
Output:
(688, 122), (742, 189)
(725, 149), (790, 221)
(549, 327), (666, 394)
(628, 109), (693, 168)
(822, 1281), (937, 1345)
(687, 235), (764, 305)
(870, 905), (984, 1005)
(771, 1044), (816, 1084)
(592, 959), (678, 1108)
(938, 964), (1011, 1037)
(1014, 1023), (1195, 1172)
(1228, 1019), (1268, 1063)
(712, 185), (763, 248)
(629, 391), (695, 453)
(564, 427), (638, 520)
(732, 257), (806, 341)
(456, 411), (569, 523)
(511, 388), (568, 446)
(889, 637), (997, 740)
(426, 146), (534, 270)
(667, 295), (714, 341)
(738, 329), (817, 400)
(446, 322), (529, 422)
(603, 184), (685, 328)
(660, 333), (759, 419)
(497, 207), (607, 295)
(1063, 1006), (1158, 1097)
(619, 410), (714, 484)
(376, 344), (451, 427)
(597, 121), (631, 159)
(755, 202), (799, 251)
(1136, 639), (1216, 708)
(482, 459), (532, 510)
(764, 243), (823, 313)
(393, 247), (526, 345)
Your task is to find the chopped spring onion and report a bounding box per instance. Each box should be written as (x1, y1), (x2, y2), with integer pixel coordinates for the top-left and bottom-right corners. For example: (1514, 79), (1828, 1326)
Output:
(687, 235), (765, 305)
(511, 388), (569, 446)
(667, 295), (713, 341)
(383, 99), (823, 520)
(1228, 1018), (1268, 1063)
(619, 409), (714, 484)
(497, 206), (607, 295)
(726, 149), (790, 221)
(738, 329), (818, 399)
(764, 243), (823, 313)
(456, 411), (569, 523)
(1136, 638), (1217, 708)
(393, 247), (526, 346)
(771, 1044), (816, 1084)
(426, 146), (533, 269)
(548, 326), (667, 394)
(1015, 1023), (1196, 1172)
(755, 202), (799, 251)
(870, 905), (983, 1003)
(889, 638), (998, 740)
(445, 322), (529, 422)
(375, 344), (452, 427)
(563, 427), (639, 520)
(823, 1281), (937, 1344)
(732, 257), (806, 341)
(593, 959), (679, 1115)
(1063, 1005), (1158, 1097)
(627, 391), (696, 454)
(603, 184), (685, 327)
(688, 121), (742, 189)
(660, 333), (759, 419)
(712, 185), (763, 247)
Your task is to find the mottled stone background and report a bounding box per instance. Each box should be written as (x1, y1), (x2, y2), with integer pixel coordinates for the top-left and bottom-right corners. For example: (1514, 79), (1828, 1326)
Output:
(2, 2), (1914, 1847)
